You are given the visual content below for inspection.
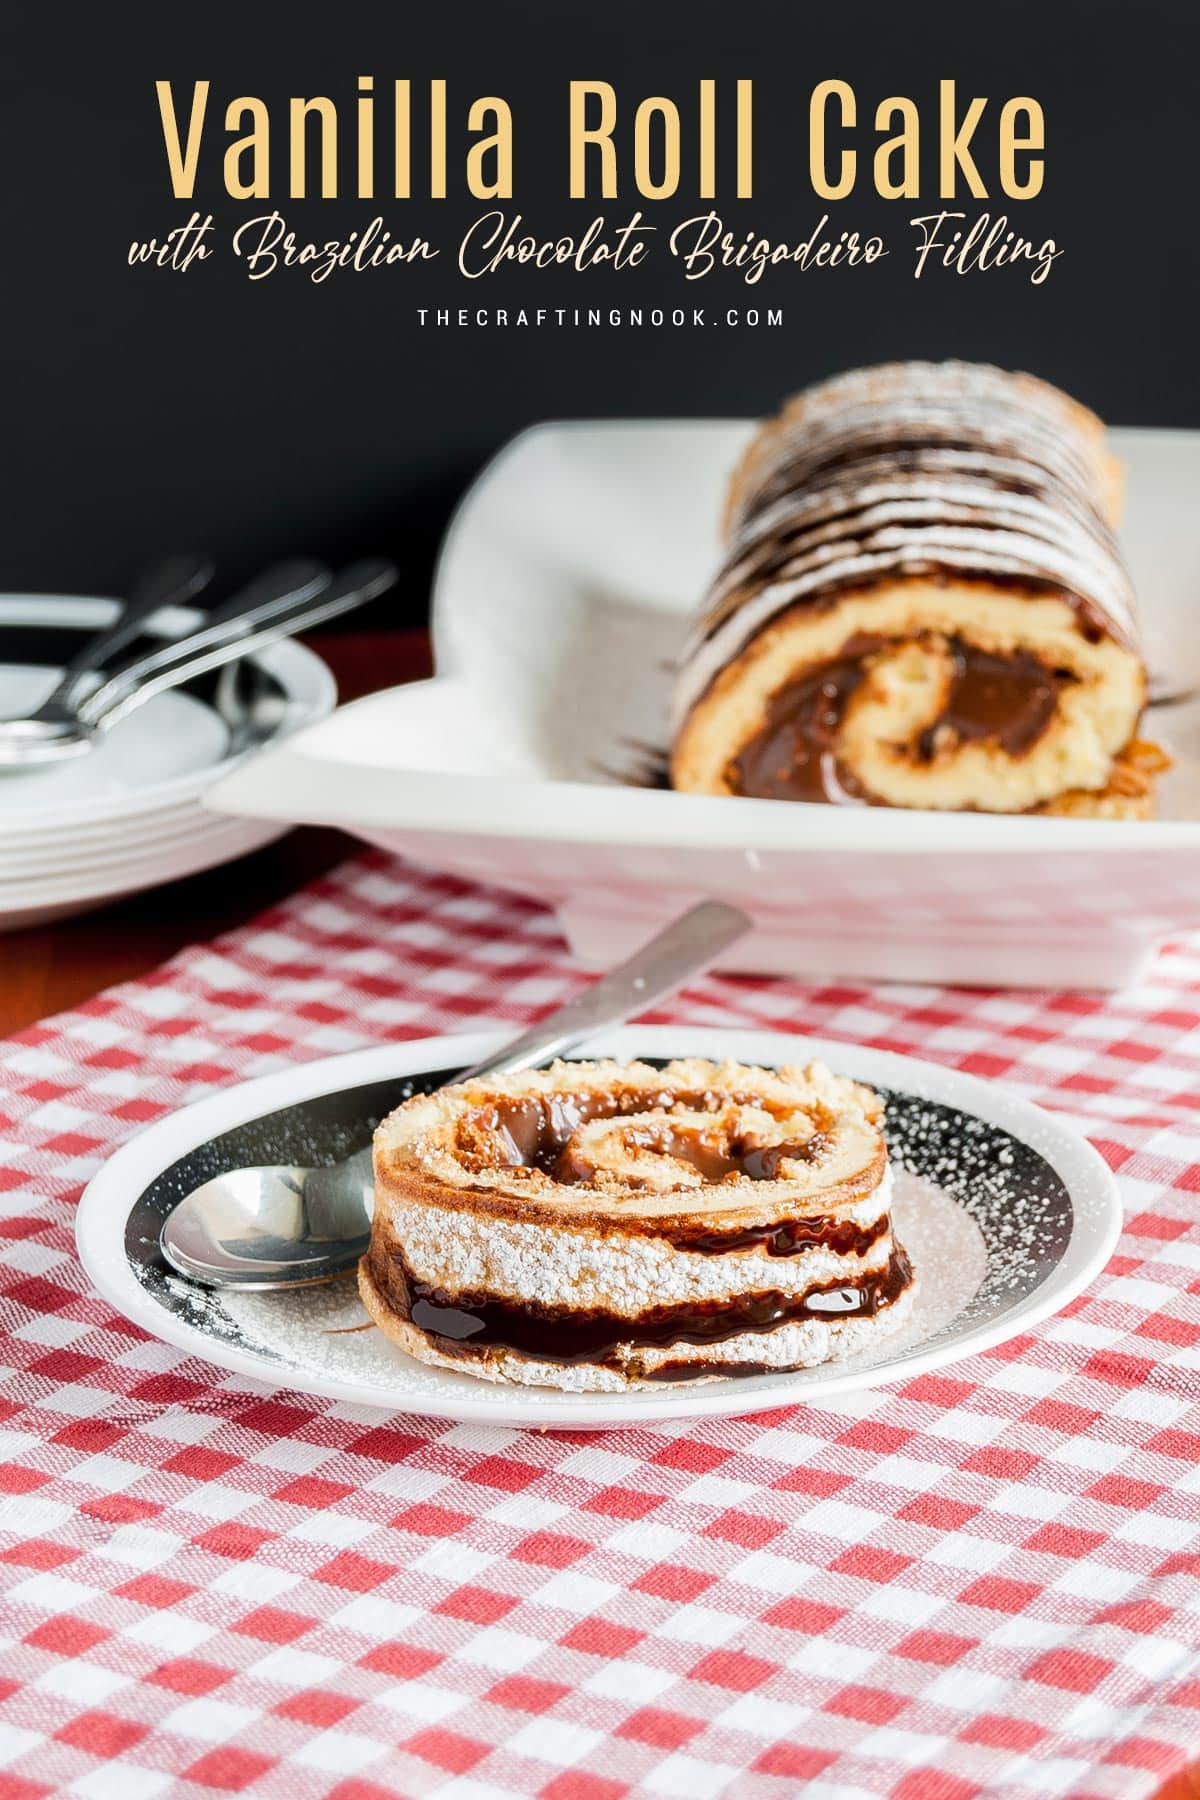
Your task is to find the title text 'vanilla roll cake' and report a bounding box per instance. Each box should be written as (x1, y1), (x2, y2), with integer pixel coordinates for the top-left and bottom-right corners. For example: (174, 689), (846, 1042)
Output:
(359, 1058), (915, 1392)
(671, 361), (1168, 816)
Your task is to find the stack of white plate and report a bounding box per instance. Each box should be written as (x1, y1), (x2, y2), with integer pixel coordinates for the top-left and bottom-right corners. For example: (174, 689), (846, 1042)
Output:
(0, 594), (335, 931)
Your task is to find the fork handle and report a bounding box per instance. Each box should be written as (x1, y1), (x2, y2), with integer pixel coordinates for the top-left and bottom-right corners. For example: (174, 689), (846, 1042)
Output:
(78, 560), (399, 732)
(37, 554), (214, 715)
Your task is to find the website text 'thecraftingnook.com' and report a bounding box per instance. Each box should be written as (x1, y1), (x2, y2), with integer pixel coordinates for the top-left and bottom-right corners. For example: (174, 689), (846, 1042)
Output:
(415, 305), (783, 328)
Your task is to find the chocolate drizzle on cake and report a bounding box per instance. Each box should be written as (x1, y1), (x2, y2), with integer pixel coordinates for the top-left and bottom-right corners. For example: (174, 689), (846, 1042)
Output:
(672, 363), (1142, 766)
(701, 375), (1135, 657)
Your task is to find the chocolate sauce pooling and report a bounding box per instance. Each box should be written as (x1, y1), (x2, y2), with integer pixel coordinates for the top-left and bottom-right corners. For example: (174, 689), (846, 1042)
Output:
(729, 637), (1067, 804)
(371, 1244), (912, 1370)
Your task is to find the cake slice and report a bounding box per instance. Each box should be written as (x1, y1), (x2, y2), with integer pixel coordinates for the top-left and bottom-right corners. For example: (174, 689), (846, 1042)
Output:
(359, 1057), (914, 1392)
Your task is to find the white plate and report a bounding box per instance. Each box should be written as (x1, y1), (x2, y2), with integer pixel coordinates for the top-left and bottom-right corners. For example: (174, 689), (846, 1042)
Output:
(76, 1026), (1120, 1430)
(209, 422), (1200, 991)
(0, 670), (230, 812)
(0, 817), (284, 905)
(0, 596), (335, 832)
(0, 809), (249, 880)
(0, 595), (336, 926)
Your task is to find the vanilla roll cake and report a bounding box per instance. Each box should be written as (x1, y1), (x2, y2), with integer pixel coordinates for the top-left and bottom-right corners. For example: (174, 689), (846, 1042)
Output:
(359, 1058), (915, 1392)
(671, 361), (1167, 816)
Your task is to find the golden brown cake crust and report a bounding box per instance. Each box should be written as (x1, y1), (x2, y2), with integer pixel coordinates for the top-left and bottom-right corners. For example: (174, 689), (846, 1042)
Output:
(372, 1057), (888, 1233)
(671, 360), (1163, 817)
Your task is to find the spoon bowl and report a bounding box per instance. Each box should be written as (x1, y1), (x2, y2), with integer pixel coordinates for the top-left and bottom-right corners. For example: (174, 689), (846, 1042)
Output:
(0, 715), (94, 766)
(158, 901), (752, 1290)
(163, 1150), (375, 1289)
(0, 554), (214, 765)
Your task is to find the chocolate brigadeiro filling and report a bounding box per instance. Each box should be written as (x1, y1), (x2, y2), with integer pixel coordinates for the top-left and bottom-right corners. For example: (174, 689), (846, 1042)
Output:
(730, 648), (874, 803)
(449, 1090), (881, 1256)
(916, 644), (1064, 762)
(368, 1243), (913, 1374)
(465, 1090), (829, 1186)
(729, 636), (1070, 804)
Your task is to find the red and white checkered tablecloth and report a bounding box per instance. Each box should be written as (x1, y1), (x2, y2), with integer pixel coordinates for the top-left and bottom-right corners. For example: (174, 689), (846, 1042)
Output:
(1, 850), (1198, 1800)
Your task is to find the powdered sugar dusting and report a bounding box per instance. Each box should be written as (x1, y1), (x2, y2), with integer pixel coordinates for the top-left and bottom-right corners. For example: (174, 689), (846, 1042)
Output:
(185, 1169), (983, 1400)
(126, 1068), (1082, 1419)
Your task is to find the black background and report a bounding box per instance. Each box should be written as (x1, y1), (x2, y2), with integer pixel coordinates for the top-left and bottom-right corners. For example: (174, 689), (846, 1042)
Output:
(2, 0), (1196, 621)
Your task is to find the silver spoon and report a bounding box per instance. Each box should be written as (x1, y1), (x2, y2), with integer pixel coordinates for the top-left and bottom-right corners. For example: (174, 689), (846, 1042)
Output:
(159, 900), (752, 1290)
(0, 553), (214, 762)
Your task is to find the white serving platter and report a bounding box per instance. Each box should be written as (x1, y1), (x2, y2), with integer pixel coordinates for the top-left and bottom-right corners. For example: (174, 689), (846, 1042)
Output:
(209, 423), (1200, 989)
(75, 1025), (1120, 1430)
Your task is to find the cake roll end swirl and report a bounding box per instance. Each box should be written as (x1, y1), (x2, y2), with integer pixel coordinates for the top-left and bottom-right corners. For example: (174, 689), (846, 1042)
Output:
(671, 361), (1165, 816)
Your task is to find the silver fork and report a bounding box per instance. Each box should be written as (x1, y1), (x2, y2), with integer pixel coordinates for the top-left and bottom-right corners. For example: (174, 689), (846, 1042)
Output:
(0, 560), (398, 768)
(0, 553), (213, 759)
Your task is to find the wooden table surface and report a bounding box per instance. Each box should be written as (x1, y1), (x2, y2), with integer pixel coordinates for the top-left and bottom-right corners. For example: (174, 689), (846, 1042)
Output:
(1, 625), (1196, 1800)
